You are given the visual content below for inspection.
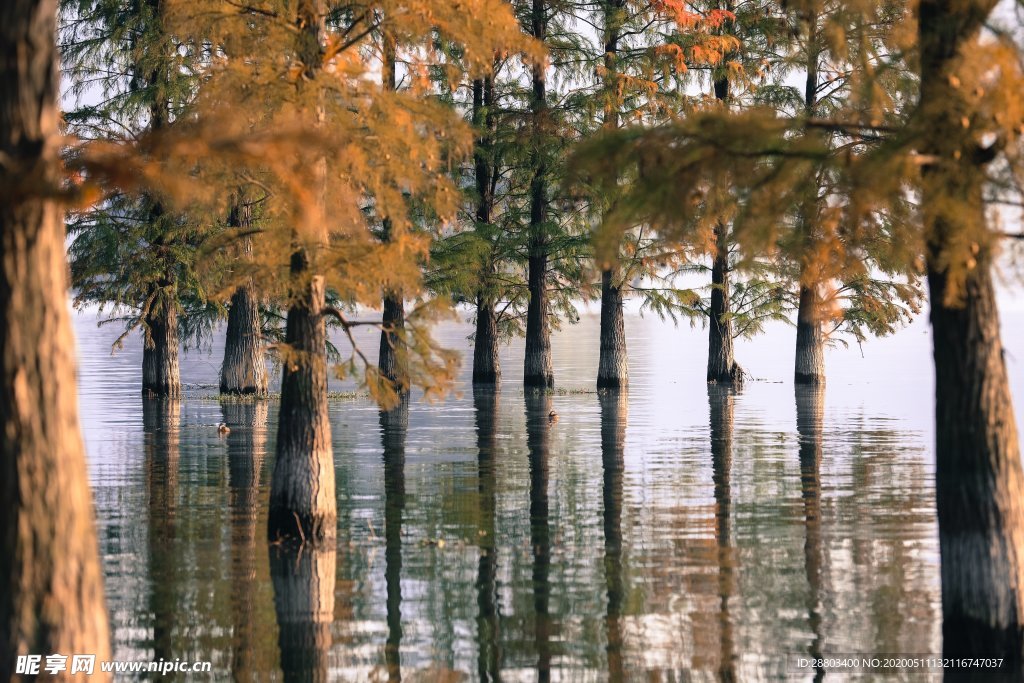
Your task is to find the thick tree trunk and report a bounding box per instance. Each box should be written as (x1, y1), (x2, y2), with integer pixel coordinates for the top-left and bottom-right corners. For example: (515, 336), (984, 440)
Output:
(0, 0), (112, 676)
(270, 542), (335, 683)
(916, 2), (1024, 666)
(707, 223), (742, 385)
(225, 400), (270, 678)
(525, 391), (553, 680)
(599, 389), (627, 681)
(708, 385), (737, 681)
(473, 386), (501, 681)
(381, 399), (408, 682)
(524, 0), (554, 389)
(268, 262), (336, 544)
(378, 290), (407, 390)
(143, 398), (180, 664)
(796, 385), (826, 682)
(794, 283), (826, 385)
(222, 283), (268, 395)
(142, 290), (182, 398)
(597, 269), (629, 389)
(473, 295), (501, 384)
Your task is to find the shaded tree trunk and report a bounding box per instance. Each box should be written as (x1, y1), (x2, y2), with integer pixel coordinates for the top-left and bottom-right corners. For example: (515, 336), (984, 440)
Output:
(707, 222), (742, 385)
(222, 200), (268, 396)
(598, 269), (629, 389)
(524, 0), (554, 389)
(473, 386), (501, 681)
(796, 385), (826, 683)
(142, 287), (182, 398)
(381, 399), (409, 682)
(268, 263), (336, 544)
(0, 0), (112, 675)
(600, 389), (627, 681)
(474, 294), (501, 385)
(270, 542), (335, 683)
(525, 391), (553, 679)
(708, 385), (737, 682)
(472, 76), (501, 385)
(918, 2), (1024, 667)
(794, 283), (826, 385)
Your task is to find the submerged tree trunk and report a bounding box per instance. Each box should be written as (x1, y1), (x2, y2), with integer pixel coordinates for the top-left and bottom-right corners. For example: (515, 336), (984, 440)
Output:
(600, 389), (627, 681)
(270, 542), (335, 683)
(473, 294), (501, 385)
(268, 262), (336, 544)
(379, 288), (406, 390)
(598, 269), (629, 389)
(0, 1), (112, 675)
(796, 385), (826, 683)
(472, 75), (501, 386)
(707, 222), (742, 385)
(525, 391), (553, 679)
(917, 0), (1024, 666)
(142, 288), (182, 398)
(794, 283), (826, 385)
(222, 200), (268, 396)
(381, 399), (408, 682)
(524, 0), (554, 389)
(474, 386), (501, 681)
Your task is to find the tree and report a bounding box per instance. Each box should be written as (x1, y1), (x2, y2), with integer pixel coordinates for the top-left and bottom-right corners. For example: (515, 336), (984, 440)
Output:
(0, 0), (111, 676)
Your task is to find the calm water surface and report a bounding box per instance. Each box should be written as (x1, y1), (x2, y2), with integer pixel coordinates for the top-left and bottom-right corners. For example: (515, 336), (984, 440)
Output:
(73, 308), (1024, 681)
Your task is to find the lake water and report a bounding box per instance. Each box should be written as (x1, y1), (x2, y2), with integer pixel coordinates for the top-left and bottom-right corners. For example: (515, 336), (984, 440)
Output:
(73, 306), (1024, 681)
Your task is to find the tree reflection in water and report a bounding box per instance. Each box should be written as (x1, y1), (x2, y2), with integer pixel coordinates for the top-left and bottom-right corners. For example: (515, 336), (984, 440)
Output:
(144, 398), (180, 665)
(796, 384), (826, 683)
(474, 387), (501, 681)
(600, 389), (627, 682)
(708, 385), (737, 683)
(381, 398), (409, 682)
(525, 390), (554, 682)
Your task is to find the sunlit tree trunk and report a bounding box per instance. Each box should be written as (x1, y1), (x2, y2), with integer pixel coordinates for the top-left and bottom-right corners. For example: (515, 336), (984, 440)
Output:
(796, 385), (825, 682)
(222, 199), (268, 396)
(142, 285), (182, 398)
(525, 391), (553, 678)
(473, 76), (501, 385)
(474, 386), (501, 680)
(708, 385), (737, 681)
(268, 0), (336, 545)
(524, 0), (554, 389)
(381, 399), (408, 682)
(794, 284), (826, 385)
(597, 0), (629, 390)
(0, 0), (112, 674)
(918, 0), (1024, 666)
(600, 389), (627, 680)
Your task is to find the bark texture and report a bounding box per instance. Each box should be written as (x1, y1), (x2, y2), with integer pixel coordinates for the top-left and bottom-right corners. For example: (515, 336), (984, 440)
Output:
(270, 542), (336, 683)
(794, 284), (826, 386)
(0, 0), (112, 676)
(708, 385), (737, 682)
(473, 295), (501, 385)
(473, 387), (501, 681)
(598, 269), (629, 389)
(600, 389), (627, 681)
(707, 223), (742, 385)
(524, 0), (554, 389)
(268, 267), (336, 544)
(525, 391), (553, 680)
(796, 385), (826, 683)
(221, 200), (267, 396)
(142, 288), (182, 398)
(381, 399), (408, 682)
(472, 75), (501, 385)
(378, 289), (407, 390)
(918, 0), (1024, 668)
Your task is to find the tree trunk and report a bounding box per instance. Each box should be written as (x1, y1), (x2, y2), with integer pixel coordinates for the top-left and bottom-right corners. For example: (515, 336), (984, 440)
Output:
(707, 222), (742, 385)
(708, 385), (737, 682)
(222, 283), (267, 395)
(599, 389), (627, 681)
(378, 289), (407, 391)
(597, 269), (629, 389)
(142, 289), (182, 398)
(0, 0), (112, 676)
(381, 399), (408, 682)
(143, 398), (180, 665)
(473, 295), (501, 384)
(916, 2), (1024, 665)
(524, 0), (554, 389)
(270, 542), (335, 683)
(268, 262), (336, 544)
(221, 199), (267, 396)
(472, 75), (501, 386)
(794, 283), (826, 385)
(473, 386), (501, 681)
(525, 391), (553, 679)
(796, 385), (826, 683)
